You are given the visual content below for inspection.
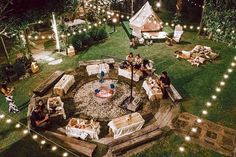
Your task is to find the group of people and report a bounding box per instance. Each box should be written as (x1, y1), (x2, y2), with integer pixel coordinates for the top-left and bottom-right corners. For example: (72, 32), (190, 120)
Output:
(121, 52), (154, 76)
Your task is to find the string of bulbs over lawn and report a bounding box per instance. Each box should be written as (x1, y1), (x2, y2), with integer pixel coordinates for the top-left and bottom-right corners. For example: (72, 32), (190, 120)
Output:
(0, 110), (80, 157)
(178, 56), (236, 153)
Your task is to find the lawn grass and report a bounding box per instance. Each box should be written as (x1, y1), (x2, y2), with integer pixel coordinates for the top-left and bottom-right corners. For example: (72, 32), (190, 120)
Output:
(0, 25), (236, 157)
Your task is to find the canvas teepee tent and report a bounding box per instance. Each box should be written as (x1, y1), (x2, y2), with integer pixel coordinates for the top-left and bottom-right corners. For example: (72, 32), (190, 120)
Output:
(129, 1), (162, 38)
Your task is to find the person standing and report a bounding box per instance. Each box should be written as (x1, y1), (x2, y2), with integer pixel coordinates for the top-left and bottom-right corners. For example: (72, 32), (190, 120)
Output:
(1, 81), (19, 113)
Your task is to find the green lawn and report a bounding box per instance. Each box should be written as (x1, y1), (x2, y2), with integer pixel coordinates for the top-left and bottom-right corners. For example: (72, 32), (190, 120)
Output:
(0, 25), (236, 157)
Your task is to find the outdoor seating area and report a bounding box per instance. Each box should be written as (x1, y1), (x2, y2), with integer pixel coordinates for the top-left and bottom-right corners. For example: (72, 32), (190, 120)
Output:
(175, 45), (219, 66)
(1, 0), (236, 157)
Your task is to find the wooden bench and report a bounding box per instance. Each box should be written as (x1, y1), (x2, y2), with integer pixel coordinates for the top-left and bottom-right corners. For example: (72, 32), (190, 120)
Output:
(79, 58), (115, 68)
(45, 130), (97, 157)
(33, 71), (64, 96)
(153, 73), (182, 102)
(106, 122), (162, 156)
(166, 84), (182, 102)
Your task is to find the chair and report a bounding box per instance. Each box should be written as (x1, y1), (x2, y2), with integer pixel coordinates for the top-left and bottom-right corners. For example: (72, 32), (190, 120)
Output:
(173, 25), (183, 43)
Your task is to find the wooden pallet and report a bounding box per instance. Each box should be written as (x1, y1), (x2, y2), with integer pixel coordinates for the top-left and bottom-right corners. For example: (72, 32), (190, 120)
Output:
(45, 130), (97, 157)
(33, 71), (64, 96)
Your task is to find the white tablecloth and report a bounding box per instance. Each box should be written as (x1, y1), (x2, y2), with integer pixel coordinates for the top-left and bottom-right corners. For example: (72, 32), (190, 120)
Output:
(108, 112), (145, 139)
(66, 119), (100, 140)
(86, 63), (109, 76)
(142, 80), (162, 100)
(54, 75), (75, 96)
(118, 68), (142, 82)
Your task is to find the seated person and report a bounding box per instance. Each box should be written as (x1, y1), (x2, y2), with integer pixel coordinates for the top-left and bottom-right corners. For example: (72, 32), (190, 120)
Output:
(130, 38), (136, 48)
(159, 71), (171, 99)
(126, 52), (134, 64)
(134, 54), (142, 69)
(31, 105), (49, 129)
(140, 59), (153, 76)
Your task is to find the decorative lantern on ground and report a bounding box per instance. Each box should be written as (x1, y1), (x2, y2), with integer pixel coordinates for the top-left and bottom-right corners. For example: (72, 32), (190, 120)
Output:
(67, 45), (75, 57)
(31, 62), (39, 73)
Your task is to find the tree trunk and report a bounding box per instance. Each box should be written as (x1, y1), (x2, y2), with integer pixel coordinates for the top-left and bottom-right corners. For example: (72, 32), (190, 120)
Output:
(198, 0), (207, 35)
(0, 36), (10, 64)
(23, 28), (32, 58)
(176, 0), (183, 13)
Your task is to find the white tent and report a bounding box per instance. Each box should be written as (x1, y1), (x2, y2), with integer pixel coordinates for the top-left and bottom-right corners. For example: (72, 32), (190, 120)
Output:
(129, 1), (162, 38)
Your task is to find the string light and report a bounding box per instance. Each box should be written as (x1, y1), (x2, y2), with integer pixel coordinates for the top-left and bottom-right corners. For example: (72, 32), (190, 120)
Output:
(6, 119), (12, 123)
(23, 129), (28, 135)
(224, 74), (229, 79)
(51, 146), (57, 151)
(191, 127), (197, 133)
(179, 146), (185, 152)
(231, 62), (236, 67)
(190, 26), (193, 29)
(15, 124), (21, 128)
(220, 81), (225, 86)
(202, 110), (208, 115)
(63, 152), (68, 157)
(185, 136), (191, 141)
(206, 102), (212, 107)
(212, 95), (217, 100)
(228, 68), (233, 73)
(215, 87), (221, 92)
(32, 134), (38, 140)
(41, 140), (46, 145)
(196, 118), (202, 123)
(0, 114), (5, 119)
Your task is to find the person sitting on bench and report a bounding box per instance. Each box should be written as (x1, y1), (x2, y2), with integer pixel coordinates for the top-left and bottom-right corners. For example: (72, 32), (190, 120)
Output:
(134, 54), (142, 69)
(31, 105), (50, 129)
(141, 59), (153, 76)
(159, 71), (171, 99)
(126, 52), (134, 64)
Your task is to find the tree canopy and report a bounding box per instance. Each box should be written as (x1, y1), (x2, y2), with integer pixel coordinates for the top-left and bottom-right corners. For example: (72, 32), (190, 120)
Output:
(0, 0), (78, 34)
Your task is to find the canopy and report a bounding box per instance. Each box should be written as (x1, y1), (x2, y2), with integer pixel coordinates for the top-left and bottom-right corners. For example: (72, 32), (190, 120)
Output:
(129, 2), (162, 38)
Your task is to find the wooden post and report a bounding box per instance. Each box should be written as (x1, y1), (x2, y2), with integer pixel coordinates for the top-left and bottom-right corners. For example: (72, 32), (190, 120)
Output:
(130, 61), (133, 102)
(198, 0), (207, 35)
(23, 28), (32, 58)
(0, 36), (10, 64)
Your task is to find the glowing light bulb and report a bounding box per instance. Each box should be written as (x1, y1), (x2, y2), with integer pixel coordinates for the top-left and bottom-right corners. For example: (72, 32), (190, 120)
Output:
(197, 26), (200, 30)
(185, 136), (191, 141)
(220, 81), (225, 86)
(215, 87), (221, 92)
(183, 25), (187, 29)
(6, 119), (12, 123)
(206, 102), (212, 107)
(126, 16), (130, 19)
(231, 62), (236, 67)
(179, 146), (185, 152)
(32, 134), (38, 139)
(203, 27), (207, 31)
(202, 110), (208, 115)
(0, 114), (5, 119)
(72, 32), (76, 35)
(15, 124), (21, 128)
(234, 56), (236, 61)
(228, 68), (233, 73)
(41, 140), (46, 145)
(190, 26), (193, 29)
(212, 95), (217, 100)
(165, 22), (169, 26)
(23, 129), (28, 134)
(51, 146), (57, 151)
(121, 15), (124, 18)
(216, 29), (221, 32)
(197, 118), (202, 123)
(224, 74), (229, 79)
(63, 152), (68, 157)
(191, 127), (197, 132)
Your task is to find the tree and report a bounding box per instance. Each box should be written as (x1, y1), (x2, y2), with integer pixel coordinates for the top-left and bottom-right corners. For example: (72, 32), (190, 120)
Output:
(0, 0), (78, 57)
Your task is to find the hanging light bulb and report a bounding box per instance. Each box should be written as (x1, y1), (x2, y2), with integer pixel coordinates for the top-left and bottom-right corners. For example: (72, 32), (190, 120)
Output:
(15, 124), (21, 128)
(185, 136), (191, 141)
(196, 118), (202, 123)
(215, 87), (221, 92)
(179, 146), (185, 152)
(63, 152), (68, 157)
(206, 102), (212, 107)
(202, 110), (208, 115)
(212, 95), (217, 100)
(220, 81), (225, 86)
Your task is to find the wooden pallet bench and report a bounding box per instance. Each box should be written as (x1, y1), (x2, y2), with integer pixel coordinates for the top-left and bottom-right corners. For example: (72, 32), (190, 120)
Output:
(45, 130), (97, 157)
(106, 122), (162, 156)
(154, 73), (182, 102)
(79, 58), (115, 66)
(166, 84), (182, 102)
(33, 71), (64, 96)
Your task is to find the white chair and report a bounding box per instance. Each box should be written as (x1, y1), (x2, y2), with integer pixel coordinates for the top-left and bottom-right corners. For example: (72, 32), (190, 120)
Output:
(173, 25), (183, 43)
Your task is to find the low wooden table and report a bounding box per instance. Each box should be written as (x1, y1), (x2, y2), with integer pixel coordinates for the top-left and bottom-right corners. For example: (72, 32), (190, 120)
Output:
(108, 112), (145, 139)
(142, 78), (163, 100)
(53, 74), (75, 96)
(66, 118), (100, 140)
(118, 68), (143, 82)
